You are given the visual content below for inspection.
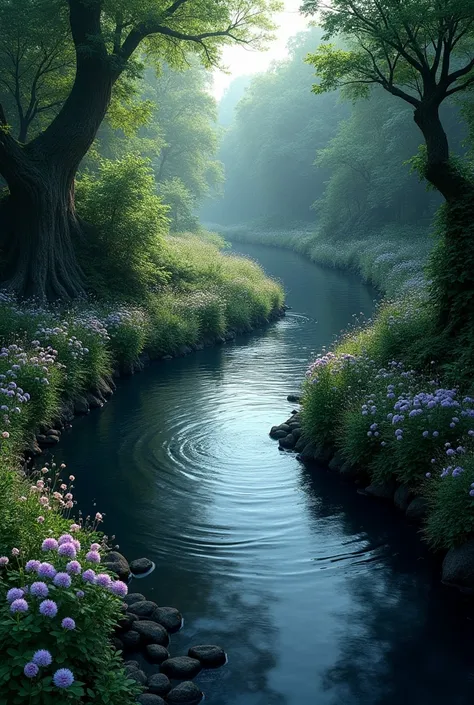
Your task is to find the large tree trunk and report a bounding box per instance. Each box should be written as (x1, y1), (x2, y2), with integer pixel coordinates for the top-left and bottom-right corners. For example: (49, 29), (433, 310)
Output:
(414, 103), (474, 338)
(0, 0), (114, 300)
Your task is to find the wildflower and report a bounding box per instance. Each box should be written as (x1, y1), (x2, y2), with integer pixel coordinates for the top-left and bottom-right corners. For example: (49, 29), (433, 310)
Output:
(95, 512), (103, 522)
(86, 550), (100, 564)
(37, 562), (56, 579)
(95, 573), (112, 588)
(39, 599), (58, 618)
(53, 668), (74, 689)
(33, 650), (52, 667)
(109, 580), (128, 597)
(426, 473), (431, 478)
(58, 543), (76, 559)
(1, 431), (9, 438)
(69, 475), (75, 481)
(82, 569), (96, 583)
(66, 560), (81, 575)
(26, 560), (40, 572)
(72, 539), (81, 551)
(10, 598), (28, 613)
(53, 572), (71, 589)
(24, 663), (39, 678)
(39, 496), (49, 506)
(433, 431), (439, 438)
(76, 590), (85, 598)
(0, 556), (8, 566)
(58, 534), (74, 545)
(422, 431), (429, 438)
(42, 538), (58, 552)
(37, 516), (45, 523)
(469, 490), (474, 497)
(446, 449), (455, 456)
(61, 617), (76, 630)
(7, 588), (24, 603)
(11, 548), (20, 556)
(90, 543), (100, 551)
(30, 582), (49, 598)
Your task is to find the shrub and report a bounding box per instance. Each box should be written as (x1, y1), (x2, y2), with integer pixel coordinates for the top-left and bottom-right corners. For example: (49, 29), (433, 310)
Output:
(0, 538), (139, 704)
(424, 449), (474, 551)
(103, 308), (147, 369)
(76, 155), (170, 299)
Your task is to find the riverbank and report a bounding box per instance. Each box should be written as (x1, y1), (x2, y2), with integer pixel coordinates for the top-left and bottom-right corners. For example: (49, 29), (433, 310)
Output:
(0, 234), (283, 704)
(211, 222), (431, 297)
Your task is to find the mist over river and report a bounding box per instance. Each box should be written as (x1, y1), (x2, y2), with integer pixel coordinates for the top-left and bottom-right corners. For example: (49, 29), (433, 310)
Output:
(55, 243), (474, 705)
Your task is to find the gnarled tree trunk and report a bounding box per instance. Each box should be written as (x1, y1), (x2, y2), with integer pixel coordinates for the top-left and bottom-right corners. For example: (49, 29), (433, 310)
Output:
(0, 0), (114, 300)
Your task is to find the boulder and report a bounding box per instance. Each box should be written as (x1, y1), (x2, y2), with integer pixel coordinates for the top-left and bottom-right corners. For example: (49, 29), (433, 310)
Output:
(188, 645), (226, 668)
(166, 681), (204, 705)
(124, 660), (140, 672)
(130, 558), (154, 576)
(270, 429), (288, 440)
(442, 538), (474, 590)
(124, 593), (147, 607)
(287, 394), (301, 403)
(298, 441), (317, 461)
(279, 434), (296, 450)
(406, 497), (428, 522)
(394, 484), (412, 511)
(86, 393), (103, 409)
(160, 657), (201, 680)
(291, 427), (302, 441)
(145, 644), (170, 664)
(147, 673), (171, 696)
(128, 601), (159, 618)
(137, 696), (166, 705)
(46, 428), (61, 437)
(134, 620), (170, 646)
(294, 435), (307, 453)
(364, 480), (396, 501)
(152, 606), (182, 633)
(278, 423), (291, 433)
(121, 630), (141, 651)
(103, 551), (131, 581)
(117, 612), (139, 632)
(36, 434), (59, 447)
(73, 396), (89, 415)
(128, 669), (147, 686)
(163, 355), (173, 361)
(97, 377), (114, 398)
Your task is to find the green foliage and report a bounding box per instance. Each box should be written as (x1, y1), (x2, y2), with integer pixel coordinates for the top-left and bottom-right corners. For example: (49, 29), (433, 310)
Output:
(425, 454), (474, 551)
(76, 155), (170, 299)
(159, 178), (199, 233)
(0, 544), (139, 704)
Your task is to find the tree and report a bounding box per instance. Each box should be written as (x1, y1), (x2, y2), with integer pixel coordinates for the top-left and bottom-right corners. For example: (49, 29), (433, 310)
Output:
(0, 0), (279, 299)
(303, 0), (474, 335)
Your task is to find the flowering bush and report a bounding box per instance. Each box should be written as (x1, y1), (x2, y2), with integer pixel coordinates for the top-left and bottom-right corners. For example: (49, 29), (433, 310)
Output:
(0, 538), (140, 704)
(103, 308), (147, 368)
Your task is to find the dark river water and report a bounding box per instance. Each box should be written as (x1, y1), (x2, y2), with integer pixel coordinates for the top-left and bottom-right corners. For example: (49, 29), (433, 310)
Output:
(56, 243), (474, 705)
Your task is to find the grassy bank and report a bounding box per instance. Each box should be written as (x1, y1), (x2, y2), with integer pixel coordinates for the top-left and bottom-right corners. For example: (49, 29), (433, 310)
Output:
(210, 222), (432, 297)
(0, 232), (283, 703)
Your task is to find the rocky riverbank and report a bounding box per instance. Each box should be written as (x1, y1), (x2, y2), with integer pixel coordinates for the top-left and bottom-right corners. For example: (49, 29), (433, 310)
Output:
(104, 551), (227, 705)
(271, 394), (474, 594)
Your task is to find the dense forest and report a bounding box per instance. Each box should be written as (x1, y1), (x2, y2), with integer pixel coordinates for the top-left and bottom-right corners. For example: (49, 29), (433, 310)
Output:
(1, 1), (474, 704)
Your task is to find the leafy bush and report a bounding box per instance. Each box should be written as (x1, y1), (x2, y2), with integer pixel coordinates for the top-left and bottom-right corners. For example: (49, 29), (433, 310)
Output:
(103, 308), (147, 369)
(76, 155), (170, 299)
(0, 536), (139, 704)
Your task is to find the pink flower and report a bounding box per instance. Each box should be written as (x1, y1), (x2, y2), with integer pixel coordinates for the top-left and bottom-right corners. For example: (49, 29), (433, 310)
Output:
(37, 516), (45, 523)
(69, 475), (75, 481)
(39, 496), (49, 506)
(11, 548), (20, 556)
(95, 513), (103, 522)
(70, 524), (80, 532)
(0, 556), (8, 566)
(90, 543), (100, 551)
(2, 431), (9, 439)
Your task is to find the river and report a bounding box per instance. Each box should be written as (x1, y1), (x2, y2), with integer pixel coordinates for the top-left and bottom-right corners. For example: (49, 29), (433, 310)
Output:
(55, 243), (474, 705)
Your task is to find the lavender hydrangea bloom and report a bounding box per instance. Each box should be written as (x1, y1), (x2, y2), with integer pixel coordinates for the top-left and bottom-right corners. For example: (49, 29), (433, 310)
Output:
(58, 534), (74, 545)
(85, 550), (100, 564)
(82, 569), (96, 583)
(53, 668), (74, 689)
(58, 543), (77, 559)
(0, 556), (8, 566)
(66, 560), (82, 575)
(76, 590), (85, 598)
(7, 587), (24, 603)
(37, 562), (57, 579)
(33, 650), (52, 667)
(25, 560), (40, 573)
(109, 580), (128, 597)
(61, 617), (76, 630)
(24, 663), (39, 678)
(10, 598), (28, 613)
(30, 582), (49, 598)
(95, 573), (112, 588)
(39, 599), (58, 617)
(41, 538), (58, 552)
(53, 572), (72, 588)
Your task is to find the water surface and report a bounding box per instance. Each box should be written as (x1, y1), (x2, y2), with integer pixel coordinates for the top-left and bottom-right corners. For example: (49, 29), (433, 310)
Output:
(56, 243), (474, 705)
